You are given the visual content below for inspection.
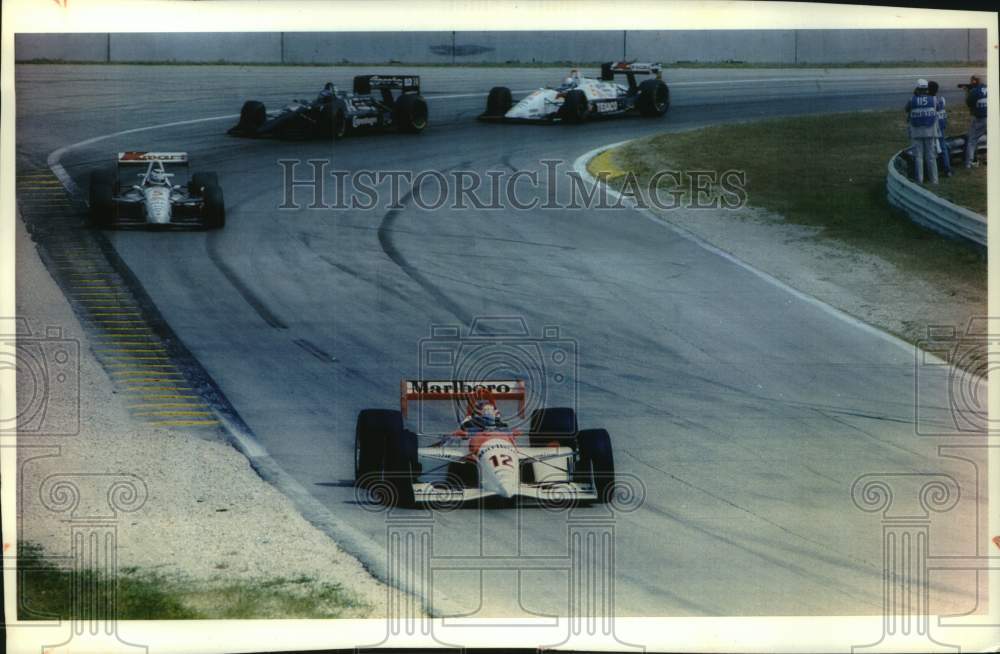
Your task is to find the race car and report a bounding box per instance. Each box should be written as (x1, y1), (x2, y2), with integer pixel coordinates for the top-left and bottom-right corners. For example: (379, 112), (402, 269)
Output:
(480, 61), (669, 123)
(88, 152), (225, 229)
(355, 380), (615, 507)
(228, 75), (428, 139)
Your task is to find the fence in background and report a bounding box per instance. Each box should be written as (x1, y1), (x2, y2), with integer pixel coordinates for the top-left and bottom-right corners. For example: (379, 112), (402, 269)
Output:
(886, 139), (987, 250)
(15, 29), (989, 66)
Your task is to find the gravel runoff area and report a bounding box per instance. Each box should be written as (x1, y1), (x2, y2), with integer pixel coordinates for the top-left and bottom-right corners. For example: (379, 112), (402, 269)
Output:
(14, 214), (389, 617)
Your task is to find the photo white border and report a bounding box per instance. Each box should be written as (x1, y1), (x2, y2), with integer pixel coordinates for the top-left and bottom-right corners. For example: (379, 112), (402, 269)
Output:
(1, 1), (996, 652)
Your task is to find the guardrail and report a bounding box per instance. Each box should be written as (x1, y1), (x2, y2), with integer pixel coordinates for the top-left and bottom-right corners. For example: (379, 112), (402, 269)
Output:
(886, 137), (987, 250)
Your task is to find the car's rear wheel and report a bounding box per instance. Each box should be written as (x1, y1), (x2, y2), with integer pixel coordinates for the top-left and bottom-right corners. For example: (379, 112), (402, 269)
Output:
(394, 93), (429, 133)
(576, 428), (614, 503)
(202, 183), (225, 230)
(529, 407), (578, 448)
(637, 79), (670, 117)
(189, 172), (218, 198)
(88, 170), (115, 228)
(486, 86), (513, 116)
(237, 100), (267, 132)
(355, 409), (417, 507)
(560, 89), (589, 124)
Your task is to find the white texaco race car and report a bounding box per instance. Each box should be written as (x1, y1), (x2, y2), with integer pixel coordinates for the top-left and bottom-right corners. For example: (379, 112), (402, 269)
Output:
(88, 152), (225, 229)
(480, 61), (670, 123)
(355, 380), (615, 507)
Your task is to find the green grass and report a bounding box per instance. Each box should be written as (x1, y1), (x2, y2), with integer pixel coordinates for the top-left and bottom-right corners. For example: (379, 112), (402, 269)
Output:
(934, 164), (987, 215)
(16, 58), (987, 69)
(612, 109), (987, 284)
(17, 542), (372, 620)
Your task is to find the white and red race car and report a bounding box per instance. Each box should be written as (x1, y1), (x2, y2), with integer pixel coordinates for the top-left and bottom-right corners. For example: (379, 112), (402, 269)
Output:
(355, 380), (615, 507)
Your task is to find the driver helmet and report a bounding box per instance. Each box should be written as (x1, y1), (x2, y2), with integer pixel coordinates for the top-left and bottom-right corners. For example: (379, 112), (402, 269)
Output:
(563, 69), (580, 87)
(466, 388), (500, 428)
(148, 168), (169, 186)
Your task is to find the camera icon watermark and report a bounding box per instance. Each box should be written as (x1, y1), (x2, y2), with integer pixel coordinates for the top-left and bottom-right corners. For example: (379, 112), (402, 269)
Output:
(914, 318), (993, 436)
(415, 316), (578, 433)
(0, 317), (80, 436)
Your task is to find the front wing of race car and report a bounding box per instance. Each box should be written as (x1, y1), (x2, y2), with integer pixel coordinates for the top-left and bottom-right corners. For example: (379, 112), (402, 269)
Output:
(412, 445), (600, 503)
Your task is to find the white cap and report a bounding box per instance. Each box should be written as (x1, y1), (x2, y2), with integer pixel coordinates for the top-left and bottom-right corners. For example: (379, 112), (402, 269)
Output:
(917, 79), (929, 89)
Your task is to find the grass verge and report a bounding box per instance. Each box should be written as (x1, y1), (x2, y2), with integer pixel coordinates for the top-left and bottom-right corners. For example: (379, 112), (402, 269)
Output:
(17, 542), (372, 619)
(934, 164), (987, 216)
(608, 109), (985, 281)
(596, 109), (987, 368)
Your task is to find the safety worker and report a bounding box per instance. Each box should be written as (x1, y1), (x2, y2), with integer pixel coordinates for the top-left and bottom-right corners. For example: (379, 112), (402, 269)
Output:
(905, 79), (940, 185)
(963, 75), (987, 168)
(927, 81), (952, 177)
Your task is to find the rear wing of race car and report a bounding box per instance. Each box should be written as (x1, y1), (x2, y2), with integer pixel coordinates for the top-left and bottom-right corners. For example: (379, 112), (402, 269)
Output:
(600, 61), (662, 81)
(353, 74), (421, 95)
(400, 379), (526, 417)
(117, 152), (189, 166)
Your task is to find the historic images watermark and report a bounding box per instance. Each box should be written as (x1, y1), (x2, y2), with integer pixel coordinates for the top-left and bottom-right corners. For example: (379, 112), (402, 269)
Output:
(0, 317), (80, 437)
(10, 473), (149, 653)
(276, 159), (748, 213)
(913, 318), (994, 437)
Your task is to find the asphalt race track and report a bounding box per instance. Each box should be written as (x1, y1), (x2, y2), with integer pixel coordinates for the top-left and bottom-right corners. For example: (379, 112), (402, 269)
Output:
(16, 64), (987, 617)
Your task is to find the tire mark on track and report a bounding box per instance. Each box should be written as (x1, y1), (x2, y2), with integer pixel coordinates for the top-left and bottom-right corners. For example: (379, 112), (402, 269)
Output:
(377, 190), (474, 326)
(205, 231), (288, 329)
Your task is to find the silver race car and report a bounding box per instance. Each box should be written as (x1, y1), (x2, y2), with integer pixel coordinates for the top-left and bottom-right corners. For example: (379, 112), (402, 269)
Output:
(355, 380), (615, 507)
(480, 61), (670, 123)
(88, 152), (225, 229)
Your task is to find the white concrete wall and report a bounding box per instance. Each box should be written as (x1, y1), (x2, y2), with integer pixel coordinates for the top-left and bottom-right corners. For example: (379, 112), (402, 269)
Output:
(15, 30), (989, 65)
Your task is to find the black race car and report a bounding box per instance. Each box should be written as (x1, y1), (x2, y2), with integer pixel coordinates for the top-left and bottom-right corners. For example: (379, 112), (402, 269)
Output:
(228, 75), (428, 139)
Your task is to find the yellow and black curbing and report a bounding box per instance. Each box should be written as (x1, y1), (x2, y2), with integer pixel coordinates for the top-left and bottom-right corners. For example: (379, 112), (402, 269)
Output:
(16, 168), (220, 429)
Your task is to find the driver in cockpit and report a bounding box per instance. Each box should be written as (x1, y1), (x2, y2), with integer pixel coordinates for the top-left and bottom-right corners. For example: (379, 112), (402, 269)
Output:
(561, 69), (581, 89)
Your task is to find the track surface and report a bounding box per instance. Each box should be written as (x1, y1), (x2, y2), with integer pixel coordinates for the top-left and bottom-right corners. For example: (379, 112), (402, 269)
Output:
(16, 64), (987, 617)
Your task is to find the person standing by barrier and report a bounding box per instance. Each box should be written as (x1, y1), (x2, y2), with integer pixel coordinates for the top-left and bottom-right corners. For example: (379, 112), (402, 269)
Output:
(962, 75), (987, 168)
(906, 79), (940, 185)
(927, 81), (952, 177)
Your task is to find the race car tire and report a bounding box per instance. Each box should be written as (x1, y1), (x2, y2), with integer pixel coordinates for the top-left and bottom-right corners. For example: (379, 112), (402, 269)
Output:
(202, 183), (226, 230)
(560, 89), (589, 124)
(189, 172), (218, 198)
(355, 409), (400, 481)
(486, 86), (513, 116)
(355, 409), (417, 507)
(637, 79), (670, 117)
(238, 100), (267, 132)
(394, 93), (429, 133)
(529, 407), (578, 448)
(576, 428), (614, 503)
(88, 170), (115, 228)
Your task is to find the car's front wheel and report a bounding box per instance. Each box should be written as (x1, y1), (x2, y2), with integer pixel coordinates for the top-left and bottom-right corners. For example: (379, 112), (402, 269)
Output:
(236, 100), (267, 132)
(486, 86), (513, 116)
(202, 184), (225, 229)
(88, 170), (115, 228)
(560, 89), (589, 124)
